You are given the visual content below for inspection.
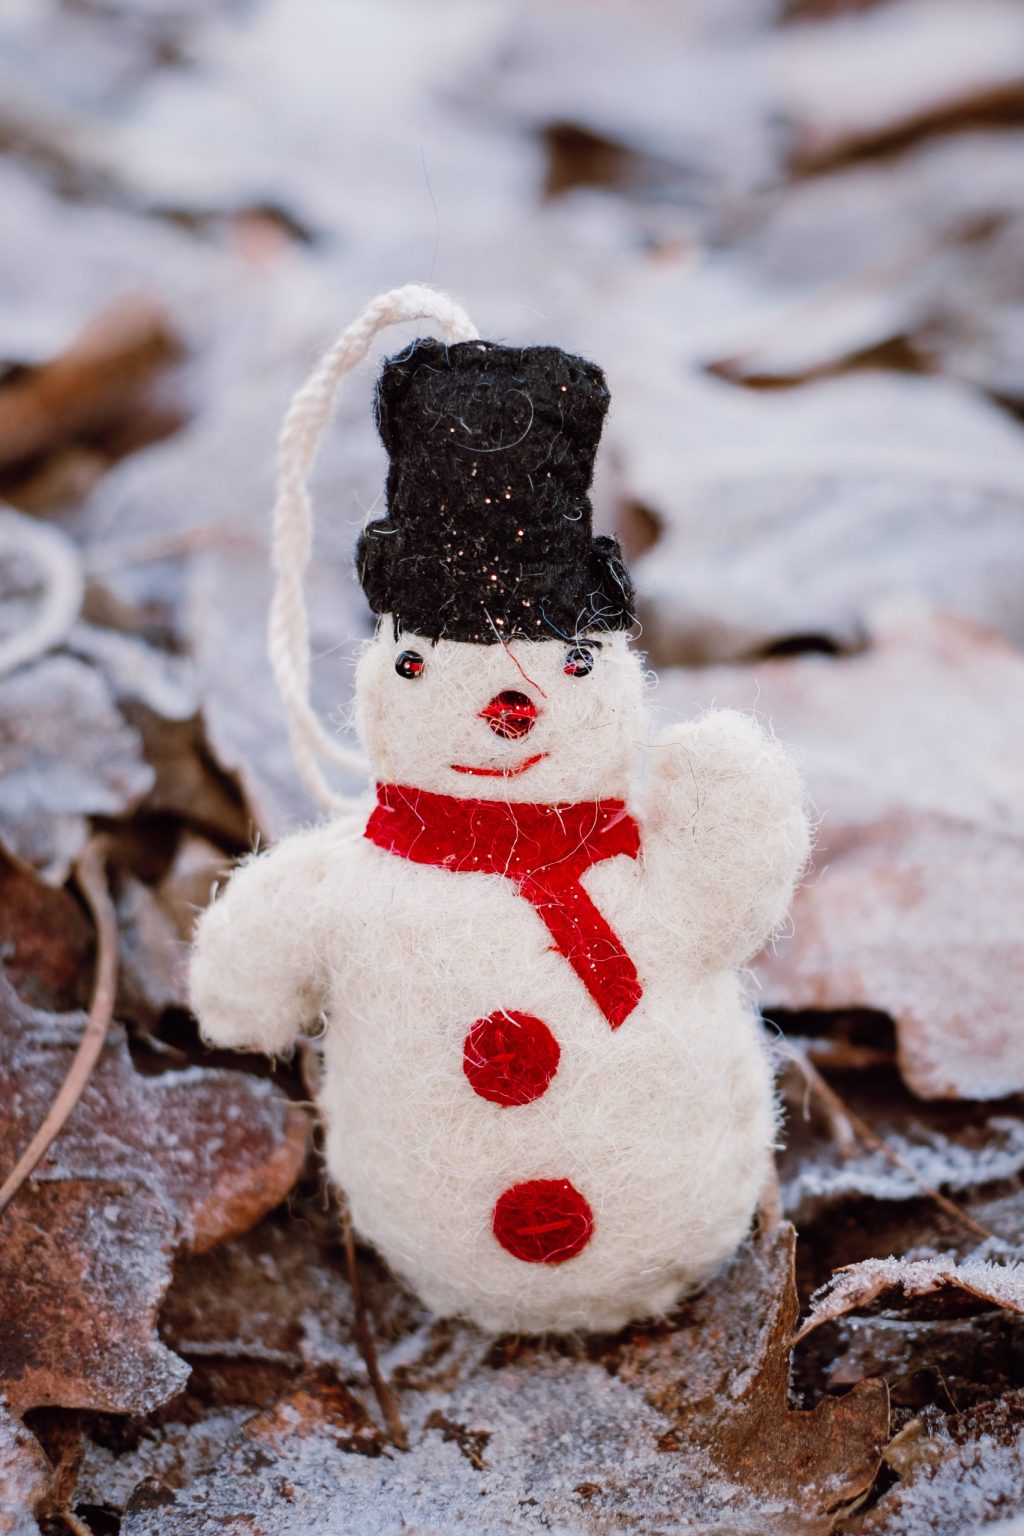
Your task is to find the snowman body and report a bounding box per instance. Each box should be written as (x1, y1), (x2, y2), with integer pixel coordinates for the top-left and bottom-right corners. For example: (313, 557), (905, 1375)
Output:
(190, 333), (809, 1333)
(319, 833), (774, 1333)
(192, 627), (807, 1333)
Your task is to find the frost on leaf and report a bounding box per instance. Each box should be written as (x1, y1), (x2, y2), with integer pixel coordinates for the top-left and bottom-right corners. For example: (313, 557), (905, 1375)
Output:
(0, 976), (307, 1416)
(117, 1222), (888, 1536)
(797, 1256), (1024, 1343)
(0, 656), (154, 884)
(659, 611), (1024, 1100)
(0, 1400), (52, 1536)
(859, 1392), (1024, 1536)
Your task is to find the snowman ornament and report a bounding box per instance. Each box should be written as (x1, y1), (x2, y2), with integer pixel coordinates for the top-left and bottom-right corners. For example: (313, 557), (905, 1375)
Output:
(191, 287), (810, 1334)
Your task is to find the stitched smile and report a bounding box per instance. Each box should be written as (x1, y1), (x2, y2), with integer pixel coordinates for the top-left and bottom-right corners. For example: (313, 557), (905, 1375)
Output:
(451, 752), (547, 778)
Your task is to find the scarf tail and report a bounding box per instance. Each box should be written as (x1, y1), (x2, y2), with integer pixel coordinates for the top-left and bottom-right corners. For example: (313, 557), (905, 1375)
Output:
(519, 873), (641, 1029)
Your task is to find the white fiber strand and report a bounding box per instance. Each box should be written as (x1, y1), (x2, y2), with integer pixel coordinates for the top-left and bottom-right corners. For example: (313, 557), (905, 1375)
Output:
(269, 284), (479, 813)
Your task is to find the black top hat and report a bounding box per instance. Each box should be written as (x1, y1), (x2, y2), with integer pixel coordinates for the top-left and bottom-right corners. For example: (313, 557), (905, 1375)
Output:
(356, 338), (636, 644)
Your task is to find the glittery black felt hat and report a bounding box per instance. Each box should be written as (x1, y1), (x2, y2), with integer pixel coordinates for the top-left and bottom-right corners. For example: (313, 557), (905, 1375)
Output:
(356, 338), (636, 644)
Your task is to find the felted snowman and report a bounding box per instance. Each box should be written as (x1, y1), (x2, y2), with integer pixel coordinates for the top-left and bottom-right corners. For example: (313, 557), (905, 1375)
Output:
(191, 287), (809, 1334)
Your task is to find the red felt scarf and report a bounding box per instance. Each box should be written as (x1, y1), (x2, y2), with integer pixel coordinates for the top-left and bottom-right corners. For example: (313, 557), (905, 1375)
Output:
(365, 783), (643, 1028)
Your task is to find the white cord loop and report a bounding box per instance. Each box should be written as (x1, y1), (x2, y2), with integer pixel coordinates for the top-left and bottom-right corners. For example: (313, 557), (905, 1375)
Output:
(268, 284), (479, 814)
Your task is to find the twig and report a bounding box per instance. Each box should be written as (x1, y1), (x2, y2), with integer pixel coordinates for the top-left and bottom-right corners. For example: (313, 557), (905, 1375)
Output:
(786, 1044), (860, 1160)
(57, 1512), (96, 1536)
(756, 1161), (783, 1235)
(782, 1044), (994, 1242)
(0, 836), (118, 1217)
(339, 1198), (407, 1451)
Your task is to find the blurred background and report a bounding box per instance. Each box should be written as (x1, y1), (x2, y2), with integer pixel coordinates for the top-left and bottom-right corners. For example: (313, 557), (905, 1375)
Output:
(2, 1), (1024, 1530)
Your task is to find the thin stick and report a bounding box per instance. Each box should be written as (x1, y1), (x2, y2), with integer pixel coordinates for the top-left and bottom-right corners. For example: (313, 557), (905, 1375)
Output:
(339, 1199), (407, 1450)
(783, 1044), (994, 1242)
(0, 837), (118, 1217)
(757, 1161), (783, 1235)
(58, 1512), (96, 1536)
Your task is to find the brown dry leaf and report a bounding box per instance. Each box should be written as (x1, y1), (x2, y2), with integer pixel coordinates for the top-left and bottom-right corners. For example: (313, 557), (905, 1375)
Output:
(657, 610), (1024, 1099)
(0, 654), (154, 882)
(116, 1220), (887, 1534)
(0, 840), (93, 1012)
(608, 1224), (889, 1517)
(0, 298), (180, 474)
(797, 1257), (1024, 1343)
(0, 975), (308, 1416)
(775, 0), (1024, 172)
(1, 1177), (191, 1419)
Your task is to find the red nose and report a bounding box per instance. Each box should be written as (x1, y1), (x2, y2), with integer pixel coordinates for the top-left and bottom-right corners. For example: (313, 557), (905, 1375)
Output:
(480, 690), (539, 741)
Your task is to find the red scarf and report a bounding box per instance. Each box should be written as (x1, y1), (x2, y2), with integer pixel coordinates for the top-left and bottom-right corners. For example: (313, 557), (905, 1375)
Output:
(365, 783), (643, 1028)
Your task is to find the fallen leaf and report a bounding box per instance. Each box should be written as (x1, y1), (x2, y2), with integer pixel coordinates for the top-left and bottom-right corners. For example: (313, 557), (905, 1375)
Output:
(114, 1219), (887, 1534)
(776, 1054), (1024, 1294)
(0, 840), (93, 1012)
(775, 0), (1024, 172)
(0, 1400), (51, 1536)
(619, 368), (1024, 663)
(657, 610), (1024, 1099)
(115, 874), (190, 1023)
(1, 1177), (191, 1418)
(0, 654), (154, 882)
(0, 298), (180, 474)
(797, 1257), (1024, 1343)
(854, 1392), (1024, 1536)
(0, 974), (308, 1415)
(606, 1224), (889, 1516)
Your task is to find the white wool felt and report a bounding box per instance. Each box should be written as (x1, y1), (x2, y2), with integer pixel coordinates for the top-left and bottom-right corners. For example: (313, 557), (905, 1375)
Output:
(354, 629), (646, 804)
(191, 626), (809, 1334)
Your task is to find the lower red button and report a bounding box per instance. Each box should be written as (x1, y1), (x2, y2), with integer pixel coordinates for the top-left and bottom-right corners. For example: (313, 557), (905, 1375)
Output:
(492, 1178), (594, 1264)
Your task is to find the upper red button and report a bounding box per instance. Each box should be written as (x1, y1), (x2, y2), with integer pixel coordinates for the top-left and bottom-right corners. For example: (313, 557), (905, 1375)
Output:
(463, 1010), (560, 1107)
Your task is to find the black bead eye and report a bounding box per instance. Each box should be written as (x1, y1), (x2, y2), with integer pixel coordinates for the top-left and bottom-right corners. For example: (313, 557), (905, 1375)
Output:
(395, 650), (425, 679)
(563, 646), (595, 677)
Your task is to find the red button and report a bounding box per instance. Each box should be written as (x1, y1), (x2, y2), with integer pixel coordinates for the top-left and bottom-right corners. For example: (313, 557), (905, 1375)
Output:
(492, 1179), (594, 1264)
(463, 1011), (560, 1107)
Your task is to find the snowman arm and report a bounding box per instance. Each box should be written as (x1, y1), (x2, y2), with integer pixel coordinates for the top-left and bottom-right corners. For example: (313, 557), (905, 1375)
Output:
(190, 821), (343, 1055)
(642, 710), (810, 970)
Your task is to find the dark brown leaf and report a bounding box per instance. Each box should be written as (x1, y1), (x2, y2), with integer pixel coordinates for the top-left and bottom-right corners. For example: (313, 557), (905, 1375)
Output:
(0, 976), (308, 1416)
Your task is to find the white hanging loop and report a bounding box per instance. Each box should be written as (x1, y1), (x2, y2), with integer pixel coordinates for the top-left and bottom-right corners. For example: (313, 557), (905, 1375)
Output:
(268, 284), (480, 814)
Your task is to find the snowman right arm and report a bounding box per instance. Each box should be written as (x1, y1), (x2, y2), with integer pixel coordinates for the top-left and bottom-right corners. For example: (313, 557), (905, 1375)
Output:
(641, 710), (810, 971)
(190, 822), (344, 1056)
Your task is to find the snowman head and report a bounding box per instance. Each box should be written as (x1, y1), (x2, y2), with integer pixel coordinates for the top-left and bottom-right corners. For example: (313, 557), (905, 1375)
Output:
(354, 626), (644, 802)
(354, 338), (640, 803)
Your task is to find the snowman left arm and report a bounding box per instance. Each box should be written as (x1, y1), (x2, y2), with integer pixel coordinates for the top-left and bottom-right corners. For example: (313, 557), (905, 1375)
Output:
(640, 709), (810, 971)
(190, 820), (350, 1056)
